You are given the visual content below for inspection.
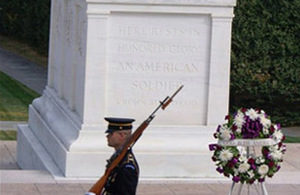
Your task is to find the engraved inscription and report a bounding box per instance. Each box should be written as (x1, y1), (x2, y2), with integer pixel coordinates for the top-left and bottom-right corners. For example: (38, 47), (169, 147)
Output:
(119, 61), (201, 73)
(116, 97), (201, 107)
(117, 25), (201, 38)
(117, 42), (202, 54)
(107, 13), (210, 124)
(131, 80), (183, 90)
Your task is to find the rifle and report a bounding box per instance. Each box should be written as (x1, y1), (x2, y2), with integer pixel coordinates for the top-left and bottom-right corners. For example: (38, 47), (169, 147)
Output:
(87, 85), (184, 195)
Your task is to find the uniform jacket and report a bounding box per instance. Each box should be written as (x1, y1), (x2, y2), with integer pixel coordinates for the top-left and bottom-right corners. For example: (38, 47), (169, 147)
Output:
(104, 149), (139, 195)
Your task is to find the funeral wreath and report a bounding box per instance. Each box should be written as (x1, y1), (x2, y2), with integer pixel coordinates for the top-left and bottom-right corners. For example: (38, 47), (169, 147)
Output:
(209, 108), (286, 184)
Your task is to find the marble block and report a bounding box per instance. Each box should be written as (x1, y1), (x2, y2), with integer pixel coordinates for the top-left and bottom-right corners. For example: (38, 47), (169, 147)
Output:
(17, 0), (236, 178)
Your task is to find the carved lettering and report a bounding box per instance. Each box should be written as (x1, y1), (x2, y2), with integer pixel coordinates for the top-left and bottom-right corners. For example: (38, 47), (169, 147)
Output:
(117, 25), (201, 37)
(132, 80), (182, 90)
(117, 98), (148, 106)
(117, 42), (165, 53)
(172, 100), (201, 107)
(119, 61), (200, 73)
(116, 97), (200, 107)
(107, 14), (209, 122)
(117, 42), (202, 54)
(169, 44), (201, 54)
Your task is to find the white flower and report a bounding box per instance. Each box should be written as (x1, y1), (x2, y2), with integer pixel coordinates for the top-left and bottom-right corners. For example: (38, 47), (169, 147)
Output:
(262, 128), (269, 135)
(258, 164), (269, 175)
(219, 149), (233, 162)
(220, 129), (232, 141)
(238, 162), (250, 173)
(270, 150), (283, 160)
(237, 147), (247, 162)
(260, 116), (271, 128)
(233, 111), (245, 128)
(268, 145), (278, 152)
(239, 156), (247, 162)
(245, 108), (259, 120)
(234, 168), (239, 176)
(255, 156), (265, 164)
(272, 130), (283, 141)
(248, 170), (255, 178)
(219, 125), (232, 141)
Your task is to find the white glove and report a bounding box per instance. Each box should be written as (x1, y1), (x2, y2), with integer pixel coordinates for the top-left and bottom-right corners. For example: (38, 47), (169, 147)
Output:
(85, 192), (96, 195)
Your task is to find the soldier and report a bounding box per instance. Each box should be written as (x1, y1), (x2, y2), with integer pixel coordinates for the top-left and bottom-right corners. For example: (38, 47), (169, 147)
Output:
(86, 86), (183, 195)
(101, 117), (139, 195)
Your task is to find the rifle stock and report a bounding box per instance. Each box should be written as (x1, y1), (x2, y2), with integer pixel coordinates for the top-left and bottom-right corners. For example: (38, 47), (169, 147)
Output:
(89, 173), (109, 194)
(88, 85), (183, 195)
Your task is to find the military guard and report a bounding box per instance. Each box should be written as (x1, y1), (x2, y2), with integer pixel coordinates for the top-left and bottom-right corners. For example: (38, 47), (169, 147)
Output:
(101, 117), (139, 195)
(86, 86), (183, 195)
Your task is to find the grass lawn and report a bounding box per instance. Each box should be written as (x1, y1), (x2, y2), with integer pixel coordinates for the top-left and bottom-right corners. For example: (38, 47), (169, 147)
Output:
(0, 71), (39, 121)
(0, 130), (17, 140)
(284, 136), (300, 143)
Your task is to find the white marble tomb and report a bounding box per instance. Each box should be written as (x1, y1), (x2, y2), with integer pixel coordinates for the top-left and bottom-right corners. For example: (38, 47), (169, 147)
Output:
(17, 0), (236, 178)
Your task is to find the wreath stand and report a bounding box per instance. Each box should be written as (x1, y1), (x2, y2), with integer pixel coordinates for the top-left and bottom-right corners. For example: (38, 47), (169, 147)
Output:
(218, 139), (277, 195)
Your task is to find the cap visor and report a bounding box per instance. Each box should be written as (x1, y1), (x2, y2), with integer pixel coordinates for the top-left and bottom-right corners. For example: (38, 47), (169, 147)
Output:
(105, 129), (114, 133)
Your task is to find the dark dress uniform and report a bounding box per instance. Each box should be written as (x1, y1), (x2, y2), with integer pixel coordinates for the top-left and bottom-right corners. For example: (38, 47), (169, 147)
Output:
(103, 149), (139, 195)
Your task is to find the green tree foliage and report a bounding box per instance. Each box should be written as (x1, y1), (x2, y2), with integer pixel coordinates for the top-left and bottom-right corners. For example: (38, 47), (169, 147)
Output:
(0, 0), (50, 55)
(231, 0), (300, 126)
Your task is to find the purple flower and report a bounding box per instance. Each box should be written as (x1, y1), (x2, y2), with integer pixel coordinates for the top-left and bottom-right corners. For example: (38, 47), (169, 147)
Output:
(227, 162), (235, 168)
(268, 161), (275, 168)
(248, 158), (255, 164)
(217, 145), (223, 150)
(246, 158), (256, 170)
(232, 125), (238, 132)
(270, 126), (275, 133)
(277, 123), (281, 129)
(262, 148), (269, 156)
(258, 177), (265, 182)
(230, 133), (236, 140)
(276, 166), (281, 171)
(225, 115), (231, 120)
(209, 144), (218, 151)
(241, 118), (262, 139)
(251, 164), (256, 170)
(241, 108), (247, 113)
(248, 179), (255, 184)
(216, 125), (221, 132)
(233, 176), (241, 182)
(231, 158), (238, 165)
(282, 145), (287, 152)
(216, 167), (224, 173)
